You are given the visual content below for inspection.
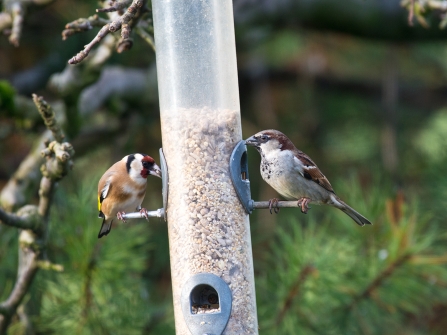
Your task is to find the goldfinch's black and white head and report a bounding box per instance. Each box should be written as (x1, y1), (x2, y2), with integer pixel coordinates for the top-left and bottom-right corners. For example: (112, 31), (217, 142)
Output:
(124, 153), (162, 183)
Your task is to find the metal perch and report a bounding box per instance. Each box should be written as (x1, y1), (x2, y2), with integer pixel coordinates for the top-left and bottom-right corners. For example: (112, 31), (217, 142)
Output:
(252, 201), (303, 210)
(120, 208), (164, 220)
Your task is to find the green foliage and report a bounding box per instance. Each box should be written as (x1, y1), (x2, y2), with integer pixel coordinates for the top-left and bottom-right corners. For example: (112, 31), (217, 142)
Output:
(24, 174), (174, 335)
(256, 180), (447, 335)
(3, 151), (444, 335)
(0, 80), (16, 115)
(0, 229), (18, 302)
(414, 109), (447, 164)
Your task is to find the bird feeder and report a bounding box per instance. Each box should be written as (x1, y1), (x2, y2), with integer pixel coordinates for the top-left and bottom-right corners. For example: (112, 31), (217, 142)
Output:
(152, 1), (258, 334)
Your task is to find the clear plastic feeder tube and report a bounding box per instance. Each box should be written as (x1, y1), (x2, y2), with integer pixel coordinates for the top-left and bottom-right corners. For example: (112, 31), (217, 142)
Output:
(152, 1), (258, 334)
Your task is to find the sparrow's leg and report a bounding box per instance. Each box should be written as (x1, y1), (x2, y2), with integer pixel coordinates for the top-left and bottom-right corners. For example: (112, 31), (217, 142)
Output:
(117, 211), (127, 222)
(139, 207), (150, 221)
(268, 198), (280, 214)
(297, 198), (311, 214)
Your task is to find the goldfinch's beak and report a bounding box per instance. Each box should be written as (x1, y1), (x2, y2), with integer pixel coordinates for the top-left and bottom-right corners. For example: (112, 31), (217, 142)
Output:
(245, 135), (259, 147)
(150, 164), (162, 178)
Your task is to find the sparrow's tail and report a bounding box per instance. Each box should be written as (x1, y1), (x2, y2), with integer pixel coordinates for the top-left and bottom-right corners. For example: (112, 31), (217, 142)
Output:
(332, 196), (372, 226)
(98, 218), (113, 238)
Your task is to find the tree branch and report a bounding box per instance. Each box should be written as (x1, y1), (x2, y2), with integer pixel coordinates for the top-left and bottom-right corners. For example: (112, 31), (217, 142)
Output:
(62, 14), (109, 40)
(8, 1), (24, 46)
(66, 0), (149, 64)
(0, 206), (39, 230)
(0, 96), (67, 212)
(0, 95), (74, 334)
(32, 94), (65, 143)
(0, 247), (39, 333)
(97, 0), (133, 13)
(68, 24), (112, 65)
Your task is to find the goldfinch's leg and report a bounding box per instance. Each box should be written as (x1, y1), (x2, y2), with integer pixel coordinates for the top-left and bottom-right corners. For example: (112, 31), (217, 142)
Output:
(117, 211), (127, 222)
(268, 198), (280, 214)
(297, 198), (311, 214)
(139, 208), (150, 221)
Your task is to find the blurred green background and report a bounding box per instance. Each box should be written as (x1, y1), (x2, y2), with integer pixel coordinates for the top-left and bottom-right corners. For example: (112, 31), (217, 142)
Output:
(1, 0), (447, 334)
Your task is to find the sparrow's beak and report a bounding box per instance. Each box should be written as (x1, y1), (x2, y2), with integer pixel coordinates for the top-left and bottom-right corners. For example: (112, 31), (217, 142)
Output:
(245, 136), (259, 147)
(150, 164), (162, 178)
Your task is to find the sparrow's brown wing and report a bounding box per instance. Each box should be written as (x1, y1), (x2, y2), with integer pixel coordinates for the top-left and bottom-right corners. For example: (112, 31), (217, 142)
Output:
(294, 150), (335, 194)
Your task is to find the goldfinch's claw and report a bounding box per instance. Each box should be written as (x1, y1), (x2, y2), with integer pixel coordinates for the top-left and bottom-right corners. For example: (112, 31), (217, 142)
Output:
(117, 211), (127, 222)
(297, 198), (311, 214)
(140, 208), (150, 221)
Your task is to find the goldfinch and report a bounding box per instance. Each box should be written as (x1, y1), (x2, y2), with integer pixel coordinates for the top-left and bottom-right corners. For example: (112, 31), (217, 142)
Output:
(97, 153), (162, 238)
(246, 130), (371, 226)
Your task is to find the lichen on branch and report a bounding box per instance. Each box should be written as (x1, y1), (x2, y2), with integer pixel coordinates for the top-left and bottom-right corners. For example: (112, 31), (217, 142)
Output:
(32, 94), (65, 143)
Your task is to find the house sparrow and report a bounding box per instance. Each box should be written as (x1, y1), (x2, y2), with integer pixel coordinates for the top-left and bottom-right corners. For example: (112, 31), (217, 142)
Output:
(97, 153), (162, 238)
(245, 130), (371, 226)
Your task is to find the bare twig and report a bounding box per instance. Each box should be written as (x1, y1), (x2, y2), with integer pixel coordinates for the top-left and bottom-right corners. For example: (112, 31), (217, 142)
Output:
(68, 23), (112, 65)
(9, 1), (24, 46)
(0, 249), (39, 333)
(0, 206), (39, 230)
(32, 94), (64, 142)
(97, 0), (133, 13)
(108, 0), (143, 32)
(110, 0), (144, 52)
(116, 37), (133, 53)
(408, 0), (415, 26)
(66, 0), (148, 64)
(0, 131), (50, 212)
(62, 15), (109, 40)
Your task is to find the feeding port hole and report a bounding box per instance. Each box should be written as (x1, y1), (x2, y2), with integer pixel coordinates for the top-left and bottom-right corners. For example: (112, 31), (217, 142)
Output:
(190, 284), (220, 314)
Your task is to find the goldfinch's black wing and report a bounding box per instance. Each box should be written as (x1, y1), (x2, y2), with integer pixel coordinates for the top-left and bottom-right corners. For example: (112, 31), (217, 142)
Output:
(98, 178), (112, 218)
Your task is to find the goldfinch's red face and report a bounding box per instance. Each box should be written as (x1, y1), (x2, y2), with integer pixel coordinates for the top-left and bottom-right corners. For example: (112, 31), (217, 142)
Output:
(140, 155), (162, 179)
(125, 153), (162, 181)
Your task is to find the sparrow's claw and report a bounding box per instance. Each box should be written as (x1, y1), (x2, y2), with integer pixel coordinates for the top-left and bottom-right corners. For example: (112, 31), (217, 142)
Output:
(139, 207), (150, 221)
(117, 211), (127, 222)
(268, 198), (280, 214)
(297, 198), (311, 214)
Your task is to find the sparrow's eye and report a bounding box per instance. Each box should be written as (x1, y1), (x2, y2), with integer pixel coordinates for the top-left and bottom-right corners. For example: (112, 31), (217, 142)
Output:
(260, 135), (269, 141)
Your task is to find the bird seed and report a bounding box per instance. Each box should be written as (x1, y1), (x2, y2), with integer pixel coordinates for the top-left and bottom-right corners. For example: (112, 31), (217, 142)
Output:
(161, 107), (258, 334)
